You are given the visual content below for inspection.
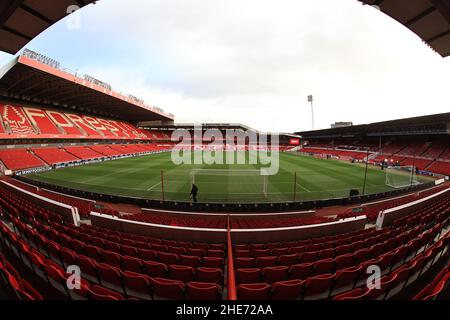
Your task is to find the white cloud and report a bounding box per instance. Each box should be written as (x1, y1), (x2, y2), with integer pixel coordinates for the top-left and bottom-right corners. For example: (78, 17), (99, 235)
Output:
(36, 0), (450, 132)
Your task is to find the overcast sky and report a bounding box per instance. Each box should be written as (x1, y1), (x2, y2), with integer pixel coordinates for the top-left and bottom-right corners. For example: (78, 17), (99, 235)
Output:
(1, 0), (449, 132)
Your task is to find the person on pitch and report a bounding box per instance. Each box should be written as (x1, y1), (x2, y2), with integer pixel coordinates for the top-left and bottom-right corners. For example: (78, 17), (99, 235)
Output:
(190, 183), (199, 203)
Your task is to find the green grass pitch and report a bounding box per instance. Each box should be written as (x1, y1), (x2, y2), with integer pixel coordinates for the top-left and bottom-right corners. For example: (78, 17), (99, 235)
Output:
(25, 152), (429, 203)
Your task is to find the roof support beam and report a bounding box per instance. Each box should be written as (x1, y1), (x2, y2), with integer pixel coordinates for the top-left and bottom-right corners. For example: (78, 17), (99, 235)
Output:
(431, 0), (450, 23)
(405, 6), (436, 27)
(427, 28), (450, 43)
(20, 4), (53, 25)
(0, 0), (24, 27)
(1, 25), (32, 40)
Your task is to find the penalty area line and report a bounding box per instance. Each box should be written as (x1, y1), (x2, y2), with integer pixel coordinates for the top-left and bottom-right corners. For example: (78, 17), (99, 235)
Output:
(147, 182), (162, 191)
(296, 182), (311, 193)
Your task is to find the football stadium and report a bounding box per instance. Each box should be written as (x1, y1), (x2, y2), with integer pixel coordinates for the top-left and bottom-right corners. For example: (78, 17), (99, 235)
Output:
(0, 0), (449, 306)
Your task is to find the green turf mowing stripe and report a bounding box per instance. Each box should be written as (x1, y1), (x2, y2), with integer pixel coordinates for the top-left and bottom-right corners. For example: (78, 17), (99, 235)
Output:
(25, 152), (432, 203)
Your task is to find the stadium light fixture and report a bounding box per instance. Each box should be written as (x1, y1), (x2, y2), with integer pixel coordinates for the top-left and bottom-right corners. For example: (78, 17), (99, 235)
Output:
(307, 95), (315, 130)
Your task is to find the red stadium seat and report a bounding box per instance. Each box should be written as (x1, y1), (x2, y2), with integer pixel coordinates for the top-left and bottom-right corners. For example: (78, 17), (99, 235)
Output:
(102, 250), (122, 268)
(97, 263), (124, 293)
(271, 279), (305, 300)
(139, 249), (158, 261)
(314, 258), (335, 275)
(299, 251), (320, 263)
(142, 260), (168, 278)
(262, 266), (289, 284)
(159, 252), (179, 265)
(186, 282), (221, 300)
(278, 254), (299, 266)
(236, 268), (261, 284)
(237, 283), (271, 300)
(304, 274), (334, 300)
(289, 263), (314, 280)
(335, 253), (355, 271)
(255, 256), (278, 268)
(169, 265), (196, 282)
(85, 245), (102, 261)
(122, 271), (152, 299)
(42, 261), (68, 295)
(196, 267), (223, 285)
(179, 255), (201, 268)
(122, 256), (143, 273)
(333, 288), (367, 300)
(151, 278), (185, 300)
(202, 257), (224, 268)
(86, 285), (124, 300)
(235, 257), (255, 268)
(332, 266), (361, 296)
(20, 279), (44, 300)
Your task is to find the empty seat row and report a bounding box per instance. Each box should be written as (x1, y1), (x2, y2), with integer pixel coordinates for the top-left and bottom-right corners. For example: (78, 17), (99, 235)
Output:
(237, 232), (449, 300)
(334, 234), (449, 300)
(48, 223), (225, 259)
(0, 253), (43, 300)
(235, 223), (444, 285)
(233, 225), (417, 264)
(412, 264), (450, 300)
(233, 228), (380, 252)
(15, 219), (225, 283)
(0, 224), (221, 300)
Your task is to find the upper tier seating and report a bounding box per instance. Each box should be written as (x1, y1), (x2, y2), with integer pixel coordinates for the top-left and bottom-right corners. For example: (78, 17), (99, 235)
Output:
(0, 149), (46, 170)
(0, 105), (37, 135)
(0, 104), (153, 140)
(438, 148), (450, 161)
(397, 143), (429, 157)
(32, 148), (80, 165)
(380, 142), (406, 155)
(424, 145), (446, 160)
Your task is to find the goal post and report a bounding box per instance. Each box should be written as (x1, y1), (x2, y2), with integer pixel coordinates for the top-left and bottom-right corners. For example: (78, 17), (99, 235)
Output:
(385, 165), (419, 189)
(190, 169), (268, 199)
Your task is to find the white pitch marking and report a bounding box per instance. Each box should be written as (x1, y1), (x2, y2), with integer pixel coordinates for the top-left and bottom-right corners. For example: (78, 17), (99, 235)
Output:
(296, 182), (311, 193)
(147, 181), (162, 191)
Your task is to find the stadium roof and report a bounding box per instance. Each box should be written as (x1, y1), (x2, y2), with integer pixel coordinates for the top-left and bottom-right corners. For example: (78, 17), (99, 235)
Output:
(360, 0), (450, 57)
(0, 52), (175, 123)
(297, 112), (450, 138)
(0, 0), (97, 55)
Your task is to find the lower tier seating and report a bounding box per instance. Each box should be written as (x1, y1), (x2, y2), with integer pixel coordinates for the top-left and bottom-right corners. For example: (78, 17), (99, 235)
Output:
(0, 181), (448, 300)
(0, 149), (46, 171)
(32, 148), (80, 165)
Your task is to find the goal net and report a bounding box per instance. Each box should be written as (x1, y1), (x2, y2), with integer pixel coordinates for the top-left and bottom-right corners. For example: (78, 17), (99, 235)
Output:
(385, 165), (419, 189)
(190, 169), (268, 200)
